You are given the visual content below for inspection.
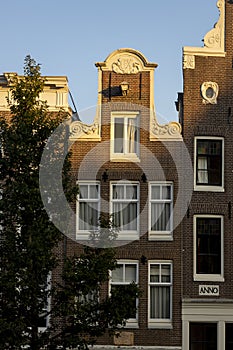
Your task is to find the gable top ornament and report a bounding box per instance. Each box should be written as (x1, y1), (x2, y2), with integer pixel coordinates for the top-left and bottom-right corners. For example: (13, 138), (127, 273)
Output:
(183, 0), (225, 68)
(95, 48), (158, 73)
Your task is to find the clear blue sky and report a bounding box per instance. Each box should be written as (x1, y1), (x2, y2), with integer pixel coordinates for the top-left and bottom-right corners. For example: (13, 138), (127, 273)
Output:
(1, 0), (218, 124)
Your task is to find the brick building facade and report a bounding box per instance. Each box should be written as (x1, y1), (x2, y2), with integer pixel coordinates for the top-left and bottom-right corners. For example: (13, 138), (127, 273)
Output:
(1, 1), (232, 349)
(180, 0), (233, 349)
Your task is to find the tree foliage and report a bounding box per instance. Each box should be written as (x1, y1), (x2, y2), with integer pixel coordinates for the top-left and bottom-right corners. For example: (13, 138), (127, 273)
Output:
(0, 55), (73, 350)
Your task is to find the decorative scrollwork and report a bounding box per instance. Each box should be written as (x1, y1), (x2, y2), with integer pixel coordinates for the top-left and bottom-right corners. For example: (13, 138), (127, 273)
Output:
(151, 119), (182, 140)
(70, 121), (99, 139)
(203, 0), (224, 50)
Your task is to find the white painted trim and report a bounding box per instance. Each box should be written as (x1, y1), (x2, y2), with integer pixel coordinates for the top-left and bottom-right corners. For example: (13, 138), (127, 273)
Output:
(194, 136), (224, 192)
(193, 215), (224, 282)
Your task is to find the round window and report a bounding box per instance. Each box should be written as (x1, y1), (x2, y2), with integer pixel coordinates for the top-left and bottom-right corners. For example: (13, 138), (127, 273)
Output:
(206, 87), (214, 98)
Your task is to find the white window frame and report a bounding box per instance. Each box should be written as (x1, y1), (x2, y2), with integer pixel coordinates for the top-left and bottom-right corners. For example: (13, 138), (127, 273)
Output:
(193, 215), (224, 282)
(148, 182), (173, 241)
(194, 136), (224, 192)
(110, 260), (139, 328)
(110, 111), (140, 162)
(110, 181), (139, 241)
(148, 260), (173, 329)
(76, 181), (100, 240)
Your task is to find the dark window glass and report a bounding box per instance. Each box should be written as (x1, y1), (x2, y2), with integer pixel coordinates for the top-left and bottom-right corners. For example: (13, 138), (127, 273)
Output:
(226, 323), (233, 350)
(196, 218), (221, 274)
(196, 140), (222, 186)
(190, 323), (217, 350)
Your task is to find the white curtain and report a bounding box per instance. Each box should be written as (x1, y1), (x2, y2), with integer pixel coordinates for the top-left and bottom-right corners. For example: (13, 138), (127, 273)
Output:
(127, 118), (137, 153)
(197, 157), (208, 183)
(113, 202), (137, 230)
(151, 203), (170, 231)
(79, 202), (98, 230)
(150, 286), (170, 319)
(114, 118), (124, 153)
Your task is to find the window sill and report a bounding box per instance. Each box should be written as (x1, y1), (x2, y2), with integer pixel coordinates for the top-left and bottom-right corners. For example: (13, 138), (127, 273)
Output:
(194, 274), (224, 282)
(110, 155), (140, 163)
(194, 185), (224, 192)
(76, 231), (139, 242)
(148, 232), (173, 241)
(124, 320), (139, 329)
(148, 321), (172, 329)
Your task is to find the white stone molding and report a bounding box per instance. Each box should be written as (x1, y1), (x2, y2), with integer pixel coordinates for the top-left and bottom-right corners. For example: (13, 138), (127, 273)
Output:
(150, 112), (182, 141)
(183, 0), (225, 58)
(95, 48), (158, 73)
(201, 81), (219, 104)
(183, 54), (195, 69)
(69, 120), (100, 140)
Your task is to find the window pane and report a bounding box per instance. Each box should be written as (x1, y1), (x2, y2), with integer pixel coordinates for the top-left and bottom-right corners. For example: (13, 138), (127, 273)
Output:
(125, 264), (136, 282)
(151, 203), (171, 231)
(190, 323), (217, 350)
(161, 265), (171, 283)
(127, 118), (138, 154)
(79, 185), (88, 199)
(196, 140), (222, 186)
(114, 118), (124, 153)
(112, 265), (123, 282)
(113, 202), (137, 231)
(226, 323), (233, 350)
(79, 202), (98, 230)
(112, 185), (124, 199)
(151, 186), (160, 199)
(126, 185), (137, 199)
(89, 185), (99, 199)
(162, 186), (171, 199)
(150, 264), (160, 282)
(150, 286), (170, 319)
(196, 218), (221, 274)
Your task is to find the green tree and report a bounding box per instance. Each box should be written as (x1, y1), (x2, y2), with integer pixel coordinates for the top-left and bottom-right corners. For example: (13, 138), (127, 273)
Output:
(0, 55), (75, 350)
